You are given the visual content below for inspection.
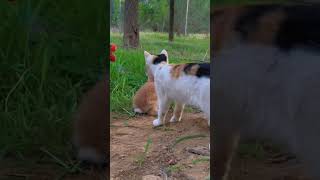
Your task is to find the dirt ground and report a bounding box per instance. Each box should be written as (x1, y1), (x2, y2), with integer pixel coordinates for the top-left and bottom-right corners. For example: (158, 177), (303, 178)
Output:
(0, 111), (312, 180)
(110, 111), (311, 180)
(110, 111), (210, 180)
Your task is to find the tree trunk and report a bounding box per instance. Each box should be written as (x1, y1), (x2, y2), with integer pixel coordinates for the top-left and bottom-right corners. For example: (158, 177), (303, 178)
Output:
(110, 0), (113, 19)
(184, 0), (190, 36)
(169, 0), (174, 41)
(110, 0), (114, 26)
(119, 0), (122, 32)
(123, 0), (139, 48)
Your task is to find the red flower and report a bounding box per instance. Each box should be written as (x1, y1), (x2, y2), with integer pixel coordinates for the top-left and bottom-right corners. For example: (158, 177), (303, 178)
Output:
(110, 43), (117, 52)
(110, 43), (117, 62)
(110, 54), (116, 62)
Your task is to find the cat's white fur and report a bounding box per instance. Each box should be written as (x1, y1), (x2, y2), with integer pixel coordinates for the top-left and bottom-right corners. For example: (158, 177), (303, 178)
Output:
(144, 50), (210, 127)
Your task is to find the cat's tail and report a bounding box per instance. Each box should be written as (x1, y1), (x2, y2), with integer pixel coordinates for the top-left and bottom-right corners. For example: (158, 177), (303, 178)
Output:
(77, 147), (108, 167)
(72, 132), (108, 168)
(133, 107), (143, 114)
(72, 114), (108, 168)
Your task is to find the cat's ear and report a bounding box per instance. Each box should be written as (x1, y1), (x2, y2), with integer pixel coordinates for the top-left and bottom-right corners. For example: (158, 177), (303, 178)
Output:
(144, 51), (151, 60)
(160, 49), (168, 58)
(160, 49), (168, 63)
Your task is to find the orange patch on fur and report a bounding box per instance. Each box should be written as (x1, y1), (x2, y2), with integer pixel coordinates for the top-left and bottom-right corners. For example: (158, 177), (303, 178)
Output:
(185, 64), (200, 76)
(145, 65), (154, 82)
(170, 64), (186, 78)
(212, 6), (245, 53)
(132, 66), (158, 116)
(213, 5), (287, 54)
(248, 9), (287, 45)
(132, 82), (158, 116)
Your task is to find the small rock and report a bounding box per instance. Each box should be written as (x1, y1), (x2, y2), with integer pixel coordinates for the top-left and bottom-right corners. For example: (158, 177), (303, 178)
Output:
(168, 159), (177, 165)
(142, 175), (162, 180)
(186, 146), (210, 156)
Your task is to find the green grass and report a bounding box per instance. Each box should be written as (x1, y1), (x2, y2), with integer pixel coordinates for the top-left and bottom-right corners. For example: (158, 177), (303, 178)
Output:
(110, 32), (209, 114)
(238, 142), (267, 160)
(0, 0), (107, 164)
(211, 0), (293, 6)
(40, 147), (82, 174)
(192, 157), (210, 165)
(171, 134), (208, 148)
(135, 136), (153, 167)
(165, 164), (185, 174)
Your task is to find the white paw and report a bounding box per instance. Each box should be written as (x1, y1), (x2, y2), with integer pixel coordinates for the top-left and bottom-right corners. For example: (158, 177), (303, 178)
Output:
(134, 108), (143, 113)
(169, 116), (177, 123)
(153, 119), (162, 127)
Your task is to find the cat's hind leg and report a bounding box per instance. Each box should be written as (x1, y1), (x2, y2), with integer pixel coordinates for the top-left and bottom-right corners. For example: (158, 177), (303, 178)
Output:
(170, 102), (185, 123)
(153, 97), (170, 127)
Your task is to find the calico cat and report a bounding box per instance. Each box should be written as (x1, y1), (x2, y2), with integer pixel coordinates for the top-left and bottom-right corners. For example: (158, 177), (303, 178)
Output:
(72, 77), (108, 167)
(212, 4), (320, 180)
(132, 64), (158, 116)
(144, 50), (210, 127)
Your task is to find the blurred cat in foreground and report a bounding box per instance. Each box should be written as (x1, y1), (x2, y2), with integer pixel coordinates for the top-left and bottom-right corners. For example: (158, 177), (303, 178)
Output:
(212, 3), (320, 180)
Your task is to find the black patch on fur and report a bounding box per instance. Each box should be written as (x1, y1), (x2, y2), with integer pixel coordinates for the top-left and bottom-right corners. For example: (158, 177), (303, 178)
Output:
(184, 63), (210, 78)
(276, 5), (320, 51)
(234, 4), (320, 51)
(235, 5), (281, 40)
(153, 54), (167, 64)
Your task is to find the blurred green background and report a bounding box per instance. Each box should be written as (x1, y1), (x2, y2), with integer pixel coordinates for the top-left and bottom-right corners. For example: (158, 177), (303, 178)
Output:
(0, 0), (107, 162)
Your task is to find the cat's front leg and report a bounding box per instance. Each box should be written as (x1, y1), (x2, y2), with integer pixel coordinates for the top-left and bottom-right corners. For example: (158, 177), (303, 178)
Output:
(170, 102), (185, 123)
(153, 97), (169, 127)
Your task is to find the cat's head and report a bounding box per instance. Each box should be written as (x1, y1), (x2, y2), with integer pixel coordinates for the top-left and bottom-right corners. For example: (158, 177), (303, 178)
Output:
(144, 49), (169, 67)
(144, 49), (168, 79)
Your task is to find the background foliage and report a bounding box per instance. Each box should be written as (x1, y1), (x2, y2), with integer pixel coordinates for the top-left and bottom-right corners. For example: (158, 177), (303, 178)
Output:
(0, 0), (107, 159)
(111, 0), (210, 34)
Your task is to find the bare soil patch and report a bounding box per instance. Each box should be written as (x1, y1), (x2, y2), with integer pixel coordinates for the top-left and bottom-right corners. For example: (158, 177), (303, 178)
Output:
(110, 112), (210, 180)
(0, 112), (311, 180)
(110, 111), (310, 180)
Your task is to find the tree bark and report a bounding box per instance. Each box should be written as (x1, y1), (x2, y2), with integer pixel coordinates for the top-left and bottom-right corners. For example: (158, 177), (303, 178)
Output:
(184, 0), (190, 36)
(169, 0), (174, 41)
(110, 0), (114, 26)
(123, 0), (139, 48)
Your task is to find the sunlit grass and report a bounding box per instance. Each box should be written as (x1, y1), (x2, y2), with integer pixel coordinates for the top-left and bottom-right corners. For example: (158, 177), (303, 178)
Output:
(110, 32), (209, 113)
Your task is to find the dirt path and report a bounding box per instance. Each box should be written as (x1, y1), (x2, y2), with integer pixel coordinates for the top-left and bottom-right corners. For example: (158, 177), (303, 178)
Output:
(110, 111), (210, 180)
(0, 112), (311, 180)
(111, 112), (311, 180)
